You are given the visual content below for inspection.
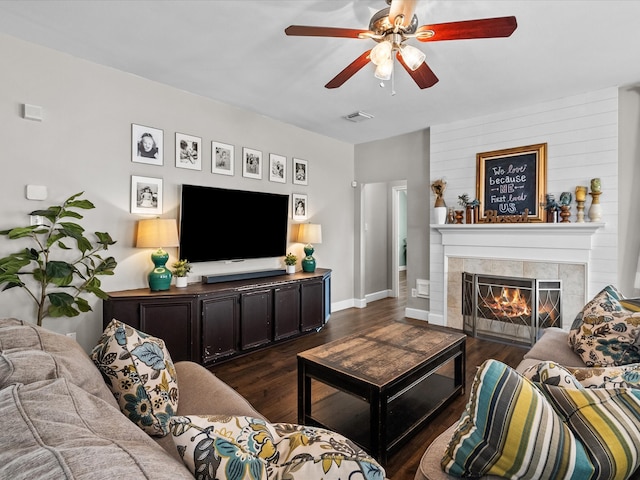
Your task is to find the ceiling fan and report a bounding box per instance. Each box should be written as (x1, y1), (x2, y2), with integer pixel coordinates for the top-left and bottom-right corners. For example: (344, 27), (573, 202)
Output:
(284, 0), (517, 90)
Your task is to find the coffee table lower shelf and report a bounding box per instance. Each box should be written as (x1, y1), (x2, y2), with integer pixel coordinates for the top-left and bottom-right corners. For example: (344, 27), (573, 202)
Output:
(303, 373), (460, 456)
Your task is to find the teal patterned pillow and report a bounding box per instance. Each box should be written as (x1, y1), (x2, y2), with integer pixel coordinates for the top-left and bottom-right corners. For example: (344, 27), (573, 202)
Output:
(568, 285), (640, 366)
(169, 415), (385, 480)
(91, 319), (178, 436)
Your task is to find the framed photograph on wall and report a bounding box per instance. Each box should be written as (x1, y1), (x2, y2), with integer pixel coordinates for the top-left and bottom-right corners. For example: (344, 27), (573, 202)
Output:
(212, 141), (235, 176)
(293, 158), (308, 185)
(131, 175), (163, 214)
(132, 124), (163, 166)
(242, 147), (262, 179)
(292, 193), (307, 221)
(269, 153), (286, 183)
(476, 143), (547, 222)
(175, 132), (201, 170)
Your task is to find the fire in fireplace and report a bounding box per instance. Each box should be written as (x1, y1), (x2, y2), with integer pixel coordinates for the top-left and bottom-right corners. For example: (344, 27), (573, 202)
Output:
(462, 273), (562, 346)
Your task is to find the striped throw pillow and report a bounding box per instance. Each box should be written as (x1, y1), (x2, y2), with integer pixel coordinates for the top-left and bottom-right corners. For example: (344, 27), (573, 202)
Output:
(441, 359), (595, 479)
(542, 384), (640, 480)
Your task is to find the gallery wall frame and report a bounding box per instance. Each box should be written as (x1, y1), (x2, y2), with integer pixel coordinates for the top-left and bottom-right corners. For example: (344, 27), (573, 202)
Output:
(292, 193), (308, 221)
(242, 147), (262, 179)
(293, 158), (308, 185)
(175, 132), (202, 170)
(212, 141), (235, 176)
(269, 153), (286, 183)
(132, 124), (163, 166)
(131, 175), (163, 214)
(476, 143), (547, 222)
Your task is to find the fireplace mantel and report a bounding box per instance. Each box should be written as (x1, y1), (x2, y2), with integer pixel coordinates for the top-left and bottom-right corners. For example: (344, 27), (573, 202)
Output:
(432, 223), (604, 262)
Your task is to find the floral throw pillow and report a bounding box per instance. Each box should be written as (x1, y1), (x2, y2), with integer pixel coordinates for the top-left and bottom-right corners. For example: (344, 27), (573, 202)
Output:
(91, 319), (178, 436)
(568, 285), (640, 366)
(169, 415), (385, 480)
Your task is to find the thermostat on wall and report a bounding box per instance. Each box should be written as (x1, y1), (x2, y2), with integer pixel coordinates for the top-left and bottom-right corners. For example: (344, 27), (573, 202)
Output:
(26, 185), (47, 200)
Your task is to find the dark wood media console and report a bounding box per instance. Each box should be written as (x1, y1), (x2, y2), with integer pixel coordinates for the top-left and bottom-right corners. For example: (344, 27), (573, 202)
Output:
(103, 268), (331, 365)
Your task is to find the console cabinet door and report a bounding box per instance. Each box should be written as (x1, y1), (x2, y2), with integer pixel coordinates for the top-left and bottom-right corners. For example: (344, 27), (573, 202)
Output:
(202, 294), (240, 364)
(240, 289), (272, 350)
(273, 284), (300, 341)
(300, 280), (323, 332)
(103, 297), (197, 363)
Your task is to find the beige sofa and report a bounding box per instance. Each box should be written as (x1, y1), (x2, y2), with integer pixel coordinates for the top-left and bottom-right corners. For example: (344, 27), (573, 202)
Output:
(414, 327), (585, 480)
(0, 317), (265, 479)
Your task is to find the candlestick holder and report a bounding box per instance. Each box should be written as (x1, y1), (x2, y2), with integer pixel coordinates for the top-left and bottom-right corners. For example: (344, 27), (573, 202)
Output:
(576, 200), (586, 223)
(588, 191), (602, 222)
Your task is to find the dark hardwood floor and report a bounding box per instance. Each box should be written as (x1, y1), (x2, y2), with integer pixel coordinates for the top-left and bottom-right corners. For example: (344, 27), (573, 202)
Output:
(209, 271), (527, 480)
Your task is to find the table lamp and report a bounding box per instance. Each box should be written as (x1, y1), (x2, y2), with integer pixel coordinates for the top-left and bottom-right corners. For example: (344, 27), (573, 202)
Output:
(136, 218), (179, 291)
(297, 223), (322, 273)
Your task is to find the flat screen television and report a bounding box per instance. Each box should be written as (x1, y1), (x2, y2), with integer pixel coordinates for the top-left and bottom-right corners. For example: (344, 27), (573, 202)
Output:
(179, 184), (289, 263)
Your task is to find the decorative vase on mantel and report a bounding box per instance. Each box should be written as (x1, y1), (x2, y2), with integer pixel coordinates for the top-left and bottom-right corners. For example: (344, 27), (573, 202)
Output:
(588, 178), (602, 222)
(431, 179), (447, 224)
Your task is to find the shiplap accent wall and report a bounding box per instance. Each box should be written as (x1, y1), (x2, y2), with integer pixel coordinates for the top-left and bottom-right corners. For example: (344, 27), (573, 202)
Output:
(429, 87), (619, 326)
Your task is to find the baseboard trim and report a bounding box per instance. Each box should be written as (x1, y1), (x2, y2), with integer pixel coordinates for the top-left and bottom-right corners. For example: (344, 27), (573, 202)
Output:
(405, 308), (429, 321)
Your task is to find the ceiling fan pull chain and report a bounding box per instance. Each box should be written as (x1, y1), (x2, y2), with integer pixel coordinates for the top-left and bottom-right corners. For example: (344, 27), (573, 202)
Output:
(391, 63), (396, 96)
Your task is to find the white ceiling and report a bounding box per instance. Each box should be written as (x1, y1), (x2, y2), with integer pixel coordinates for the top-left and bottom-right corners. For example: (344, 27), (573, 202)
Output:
(1, 0), (639, 145)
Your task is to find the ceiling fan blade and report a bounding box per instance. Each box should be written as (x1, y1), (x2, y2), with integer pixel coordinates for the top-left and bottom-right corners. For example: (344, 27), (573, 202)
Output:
(285, 25), (371, 39)
(325, 50), (372, 89)
(396, 52), (439, 89)
(389, 0), (417, 27)
(416, 16), (517, 42)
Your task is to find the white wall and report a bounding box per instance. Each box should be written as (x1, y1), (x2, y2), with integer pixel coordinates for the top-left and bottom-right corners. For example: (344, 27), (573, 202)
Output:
(430, 88), (620, 324)
(0, 33), (355, 351)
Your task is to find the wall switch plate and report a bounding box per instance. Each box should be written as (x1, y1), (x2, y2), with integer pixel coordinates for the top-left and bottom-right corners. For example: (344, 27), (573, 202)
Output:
(30, 215), (44, 226)
(411, 288), (417, 297)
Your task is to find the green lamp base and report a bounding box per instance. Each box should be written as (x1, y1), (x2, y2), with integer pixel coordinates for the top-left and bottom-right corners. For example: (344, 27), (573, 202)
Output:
(301, 245), (316, 273)
(148, 249), (172, 291)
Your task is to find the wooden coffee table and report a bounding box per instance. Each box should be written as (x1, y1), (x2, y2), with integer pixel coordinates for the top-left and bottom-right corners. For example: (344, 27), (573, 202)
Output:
(297, 322), (465, 465)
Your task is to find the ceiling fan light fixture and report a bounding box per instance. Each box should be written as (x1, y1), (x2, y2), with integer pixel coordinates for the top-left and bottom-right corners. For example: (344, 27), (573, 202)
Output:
(400, 44), (426, 71)
(374, 58), (394, 80)
(370, 40), (392, 66)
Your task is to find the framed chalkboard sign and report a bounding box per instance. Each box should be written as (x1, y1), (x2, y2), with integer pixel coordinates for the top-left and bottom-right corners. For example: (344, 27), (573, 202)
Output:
(476, 143), (547, 222)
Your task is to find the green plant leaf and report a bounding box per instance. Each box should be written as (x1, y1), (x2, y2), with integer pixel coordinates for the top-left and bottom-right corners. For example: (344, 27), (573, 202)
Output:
(66, 199), (95, 210)
(94, 257), (117, 275)
(75, 296), (92, 312)
(95, 231), (117, 248)
(46, 261), (74, 286)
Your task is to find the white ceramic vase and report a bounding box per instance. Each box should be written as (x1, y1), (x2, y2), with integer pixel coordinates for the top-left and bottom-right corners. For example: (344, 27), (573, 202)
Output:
(175, 276), (188, 288)
(286, 265), (296, 274)
(433, 206), (447, 225)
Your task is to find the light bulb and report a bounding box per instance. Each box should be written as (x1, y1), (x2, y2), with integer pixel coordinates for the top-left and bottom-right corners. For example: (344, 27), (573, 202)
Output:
(400, 44), (426, 71)
(370, 40), (392, 66)
(374, 58), (393, 80)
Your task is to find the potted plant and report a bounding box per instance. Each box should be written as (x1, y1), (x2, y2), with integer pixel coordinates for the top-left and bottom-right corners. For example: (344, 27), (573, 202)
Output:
(0, 192), (117, 326)
(172, 259), (192, 287)
(284, 253), (297, 274)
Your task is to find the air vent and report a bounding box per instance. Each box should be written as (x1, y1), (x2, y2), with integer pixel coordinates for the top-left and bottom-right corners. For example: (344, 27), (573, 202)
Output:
(344, 111), (374, 123)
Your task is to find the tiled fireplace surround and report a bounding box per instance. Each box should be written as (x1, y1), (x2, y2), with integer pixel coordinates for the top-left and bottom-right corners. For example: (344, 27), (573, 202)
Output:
(431, 223), (604, 331)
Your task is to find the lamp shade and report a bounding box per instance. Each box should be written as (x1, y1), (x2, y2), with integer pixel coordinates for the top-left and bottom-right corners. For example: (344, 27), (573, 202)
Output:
(297, 223), (322, 245)
(136, 218), (179, 248)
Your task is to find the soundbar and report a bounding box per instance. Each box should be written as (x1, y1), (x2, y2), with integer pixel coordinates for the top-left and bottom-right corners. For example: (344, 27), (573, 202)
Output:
(201, 269), (287, 284)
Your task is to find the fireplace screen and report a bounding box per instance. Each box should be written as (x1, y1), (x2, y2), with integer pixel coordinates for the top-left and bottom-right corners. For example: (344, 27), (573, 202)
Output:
(462, 273), (561, 346)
